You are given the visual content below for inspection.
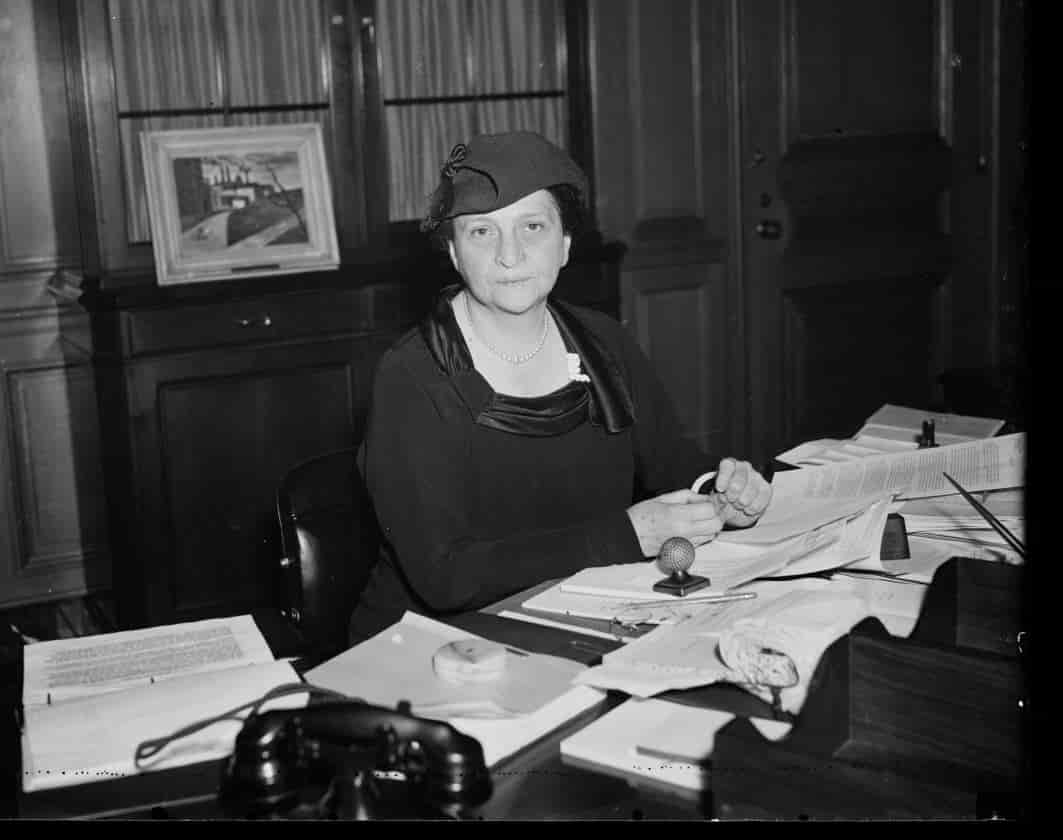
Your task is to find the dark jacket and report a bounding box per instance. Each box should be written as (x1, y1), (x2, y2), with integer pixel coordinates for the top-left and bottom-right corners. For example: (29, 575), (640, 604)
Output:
(349, 287), (712, 643)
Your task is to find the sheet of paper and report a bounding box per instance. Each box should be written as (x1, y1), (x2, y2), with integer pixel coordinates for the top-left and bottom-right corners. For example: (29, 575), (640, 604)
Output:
(453, 685), (605, 769)
(558, 563), (728, 600)
(534, 496), (894, 631)
(899, 535), (1022, 578)
(714, 491), (896, 546)
(562, 700), (728, 792)
(900, 487), (1023, 519)
(831, 571), (929, 637)
(524, 584), (757, 627)
(22, 615), (275, 707)
(574, 578), (870, 715)
(777, 436), (915, 468)
(771, 432), (1024, 505)
(21, 659), (304, 793)
(304, 611), (584, 719)
(561, 698), (792, 794)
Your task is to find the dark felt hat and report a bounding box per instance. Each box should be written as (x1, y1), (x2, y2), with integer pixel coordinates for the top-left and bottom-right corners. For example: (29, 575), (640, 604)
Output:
(421, 131), (588, 232)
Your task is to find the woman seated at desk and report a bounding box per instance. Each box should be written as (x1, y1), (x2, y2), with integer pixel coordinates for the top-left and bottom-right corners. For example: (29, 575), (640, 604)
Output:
(349, 131), (773, 643)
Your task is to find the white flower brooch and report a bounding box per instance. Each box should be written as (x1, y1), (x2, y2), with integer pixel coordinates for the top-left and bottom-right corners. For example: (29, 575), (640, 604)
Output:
(566, 353), (591, 383)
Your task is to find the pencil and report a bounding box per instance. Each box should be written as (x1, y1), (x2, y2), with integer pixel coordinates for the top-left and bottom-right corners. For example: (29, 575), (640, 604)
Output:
(941, 472), (1026, 558)
(621, 591), (758, 609)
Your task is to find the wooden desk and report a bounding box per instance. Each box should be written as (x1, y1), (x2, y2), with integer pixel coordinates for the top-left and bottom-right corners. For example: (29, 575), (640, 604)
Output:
(6, 559), (1028, 821)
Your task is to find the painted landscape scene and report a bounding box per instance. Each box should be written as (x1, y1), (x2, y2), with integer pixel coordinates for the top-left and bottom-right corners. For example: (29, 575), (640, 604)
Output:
(173, 151), (309, 257)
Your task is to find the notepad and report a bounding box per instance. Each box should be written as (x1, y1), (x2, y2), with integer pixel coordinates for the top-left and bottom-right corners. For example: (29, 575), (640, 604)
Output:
(560, 697), (791, 794)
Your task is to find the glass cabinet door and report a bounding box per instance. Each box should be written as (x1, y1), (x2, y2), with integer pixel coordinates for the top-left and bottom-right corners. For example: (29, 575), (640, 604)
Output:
(75, 0), (361, 279)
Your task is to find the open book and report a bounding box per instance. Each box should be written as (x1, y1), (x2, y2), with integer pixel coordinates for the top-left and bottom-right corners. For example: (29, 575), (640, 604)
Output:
(21, 615), (305, 793)
(777, 403), (1007, 468)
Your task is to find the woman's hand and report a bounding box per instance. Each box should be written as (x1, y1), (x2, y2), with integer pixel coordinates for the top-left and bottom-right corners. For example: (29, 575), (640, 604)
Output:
(626, 489), (725, 558)
(702, 458), (773, 529)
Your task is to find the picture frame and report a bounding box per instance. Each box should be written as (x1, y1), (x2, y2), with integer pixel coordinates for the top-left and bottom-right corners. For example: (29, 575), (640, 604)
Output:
(140, 123), (339, 286)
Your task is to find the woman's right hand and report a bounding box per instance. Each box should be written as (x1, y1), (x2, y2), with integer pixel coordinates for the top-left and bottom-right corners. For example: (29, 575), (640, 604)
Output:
(626, 489), (725, 558)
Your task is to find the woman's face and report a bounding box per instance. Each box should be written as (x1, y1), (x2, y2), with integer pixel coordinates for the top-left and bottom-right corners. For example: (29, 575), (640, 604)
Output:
(447, 189), (571, 316)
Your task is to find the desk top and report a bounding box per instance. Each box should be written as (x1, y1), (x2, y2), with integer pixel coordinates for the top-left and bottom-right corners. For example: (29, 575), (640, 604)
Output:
(7, 609), (705, 821)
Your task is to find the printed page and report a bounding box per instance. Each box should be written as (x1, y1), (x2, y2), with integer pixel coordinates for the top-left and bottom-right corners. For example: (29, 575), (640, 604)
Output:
(22, 615), (275, 707)
(771, 432), (1024, 506)
(21, 659), (304, 793)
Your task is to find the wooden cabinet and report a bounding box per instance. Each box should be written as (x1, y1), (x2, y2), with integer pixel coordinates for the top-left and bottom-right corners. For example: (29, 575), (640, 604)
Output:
(82, 273), (425, 628)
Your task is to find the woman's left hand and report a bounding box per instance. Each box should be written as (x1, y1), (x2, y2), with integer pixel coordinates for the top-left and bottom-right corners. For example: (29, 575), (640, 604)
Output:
(706, 458), (773, 528)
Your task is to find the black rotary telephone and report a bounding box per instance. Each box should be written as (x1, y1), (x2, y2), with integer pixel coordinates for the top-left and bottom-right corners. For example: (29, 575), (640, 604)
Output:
(218, 700), (492, 820)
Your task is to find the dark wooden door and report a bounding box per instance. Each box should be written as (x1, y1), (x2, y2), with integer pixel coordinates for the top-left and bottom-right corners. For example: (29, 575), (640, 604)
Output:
(737, 0), (953, 461)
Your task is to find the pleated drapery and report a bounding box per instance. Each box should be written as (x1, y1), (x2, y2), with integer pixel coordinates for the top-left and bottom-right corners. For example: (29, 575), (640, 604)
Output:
(377, 0), (567, 222)
(108, 0), (326, 243)
(107, 0), (568, 240)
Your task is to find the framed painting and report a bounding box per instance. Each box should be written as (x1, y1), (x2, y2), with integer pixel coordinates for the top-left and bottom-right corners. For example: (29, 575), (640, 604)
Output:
(140, 123), (339, 286)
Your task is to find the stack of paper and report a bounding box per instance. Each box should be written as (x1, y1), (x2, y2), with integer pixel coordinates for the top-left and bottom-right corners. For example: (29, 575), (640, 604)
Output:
(21, 615), (306, 793)
(303, 612), (604, 768)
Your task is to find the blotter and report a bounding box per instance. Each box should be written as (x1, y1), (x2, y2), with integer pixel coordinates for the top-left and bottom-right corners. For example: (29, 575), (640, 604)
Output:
(303, 611), (605, 767)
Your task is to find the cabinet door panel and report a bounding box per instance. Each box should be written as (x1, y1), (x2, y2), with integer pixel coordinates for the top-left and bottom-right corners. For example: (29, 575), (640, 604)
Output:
(1, 363), (109, 606)
(160, 363), (354, 615)
(624, 261), (730, 458)
(118, 334), (390, 625)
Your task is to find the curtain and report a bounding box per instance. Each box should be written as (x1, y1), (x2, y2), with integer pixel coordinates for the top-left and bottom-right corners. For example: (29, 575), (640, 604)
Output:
(109, 0), (325, 243)
(223, 0), (324, 106)
(109, 0), (218, 112)
(378, 0), (567, 222)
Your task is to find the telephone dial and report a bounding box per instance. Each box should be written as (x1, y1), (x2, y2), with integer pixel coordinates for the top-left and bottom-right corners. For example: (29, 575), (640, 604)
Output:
(218, 699), (492, 820)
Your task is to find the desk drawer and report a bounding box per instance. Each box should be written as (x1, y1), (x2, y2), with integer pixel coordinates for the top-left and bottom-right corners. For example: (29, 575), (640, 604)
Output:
(122, 288), (384, 356)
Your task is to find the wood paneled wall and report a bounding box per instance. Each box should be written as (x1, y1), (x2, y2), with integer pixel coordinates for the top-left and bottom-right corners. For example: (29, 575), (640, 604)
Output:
(590, 0), (745, 461)
(0, 0), (109, 608)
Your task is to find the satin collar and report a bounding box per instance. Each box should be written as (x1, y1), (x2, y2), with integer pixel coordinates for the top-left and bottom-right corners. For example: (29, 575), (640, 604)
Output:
(419, 285), (634, 437)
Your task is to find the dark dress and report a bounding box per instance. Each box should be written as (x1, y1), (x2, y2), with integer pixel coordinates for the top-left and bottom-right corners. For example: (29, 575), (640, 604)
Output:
(349, 285), (713, 643)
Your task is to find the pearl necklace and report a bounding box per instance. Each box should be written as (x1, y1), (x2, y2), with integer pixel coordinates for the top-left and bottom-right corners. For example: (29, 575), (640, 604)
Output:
(463, 292), (550, 365)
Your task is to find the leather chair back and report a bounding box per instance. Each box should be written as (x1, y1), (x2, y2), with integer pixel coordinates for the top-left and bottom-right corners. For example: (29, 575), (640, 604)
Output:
(275, 447), (381, 660)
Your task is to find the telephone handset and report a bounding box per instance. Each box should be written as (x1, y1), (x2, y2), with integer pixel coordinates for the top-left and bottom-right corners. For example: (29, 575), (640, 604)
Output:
(219, 700), (492, 820)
